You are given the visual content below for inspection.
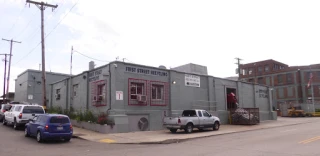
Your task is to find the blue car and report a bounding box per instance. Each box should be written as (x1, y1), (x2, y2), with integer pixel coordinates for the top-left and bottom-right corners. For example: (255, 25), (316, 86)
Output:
(25, 114), (73, 143)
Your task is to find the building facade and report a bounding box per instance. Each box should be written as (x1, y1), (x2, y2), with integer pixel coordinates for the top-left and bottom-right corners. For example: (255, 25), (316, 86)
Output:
(239, 59), (320, 109)
(49, 61), (276, 133)
(14, 69), (70, 105)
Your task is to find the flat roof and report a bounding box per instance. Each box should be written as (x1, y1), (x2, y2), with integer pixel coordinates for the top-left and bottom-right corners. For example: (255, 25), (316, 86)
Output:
(17, 69), (71, 78)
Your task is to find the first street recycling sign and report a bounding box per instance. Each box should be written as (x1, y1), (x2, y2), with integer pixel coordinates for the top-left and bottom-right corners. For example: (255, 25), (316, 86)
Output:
(185, 74), (200, 87)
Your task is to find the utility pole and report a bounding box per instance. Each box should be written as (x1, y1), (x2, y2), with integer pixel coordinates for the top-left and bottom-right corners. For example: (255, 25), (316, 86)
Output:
(26, 0), (58, 108)
(0, 54), (10, 103)
(70, 46), (73, 108)
(235, 57), (242, 80)
(2, 39), (21, 96)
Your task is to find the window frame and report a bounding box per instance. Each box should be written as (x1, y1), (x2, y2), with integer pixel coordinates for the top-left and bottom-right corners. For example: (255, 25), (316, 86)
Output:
(202, 110), (210, 117)
(130, 82), (145, 100)
(91, 80), (107, 107)
(265, 65), (269, 72)
(128, 78), (148, 106)
(151, 84), (164, 100)
(277, 74), (283, 84)
(73, 84), (79, 97)
(150, 81), (168, 106)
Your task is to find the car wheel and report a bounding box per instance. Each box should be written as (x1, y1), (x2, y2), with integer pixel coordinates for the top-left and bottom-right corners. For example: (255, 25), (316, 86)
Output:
(170, 129), (177, 133)
(37, 131), (43, 143)
(13, 121), (18, 130)
(24, 127), (29, 137)
(2, 118), (6, 125)
(213, 121), (220, 131)
(184, 123), (193, 133)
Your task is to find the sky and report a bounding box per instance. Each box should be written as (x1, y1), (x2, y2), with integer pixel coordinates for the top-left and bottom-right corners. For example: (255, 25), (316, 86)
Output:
(0, 0), (320, 95)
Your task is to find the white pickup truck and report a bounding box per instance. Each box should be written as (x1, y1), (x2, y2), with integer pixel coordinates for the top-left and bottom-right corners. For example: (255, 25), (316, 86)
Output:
(163, 109), (220, 133)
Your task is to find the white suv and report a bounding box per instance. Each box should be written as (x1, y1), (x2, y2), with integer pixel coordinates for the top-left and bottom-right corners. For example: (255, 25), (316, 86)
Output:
(3, 104), (45, 130)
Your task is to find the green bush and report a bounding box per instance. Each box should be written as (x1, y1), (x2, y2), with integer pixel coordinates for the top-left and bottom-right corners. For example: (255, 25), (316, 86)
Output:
(315, 109), (320, 112)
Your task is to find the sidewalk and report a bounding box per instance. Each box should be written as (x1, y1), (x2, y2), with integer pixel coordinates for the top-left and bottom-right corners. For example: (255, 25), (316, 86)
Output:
(72, 117), (320, 144)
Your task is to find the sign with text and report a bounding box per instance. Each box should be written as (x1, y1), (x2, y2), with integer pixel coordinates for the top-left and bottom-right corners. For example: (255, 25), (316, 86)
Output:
(88, 69), (102, 82)
(125, 66), (168, 77)
(185, 74), (200, 87)
(256, 89), (268, 98)
(116, 91), (123, 100)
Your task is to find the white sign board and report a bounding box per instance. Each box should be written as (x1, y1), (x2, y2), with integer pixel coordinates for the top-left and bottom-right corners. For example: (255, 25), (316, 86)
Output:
(185, 74), (200, 87)
(28, 95), (33, 100)
(116, 91), (123, 100)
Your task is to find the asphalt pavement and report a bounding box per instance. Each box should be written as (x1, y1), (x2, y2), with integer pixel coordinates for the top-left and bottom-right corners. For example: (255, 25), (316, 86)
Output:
(1, 119), (320, 156)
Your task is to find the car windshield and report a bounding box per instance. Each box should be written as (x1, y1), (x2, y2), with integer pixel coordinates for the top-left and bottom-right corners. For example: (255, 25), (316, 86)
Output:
(49, 116), (70, 124)
(22, 106), (44, 114)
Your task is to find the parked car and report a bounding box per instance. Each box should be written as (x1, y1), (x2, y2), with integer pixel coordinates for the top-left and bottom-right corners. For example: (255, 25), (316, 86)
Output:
(163, 109), (220, 133)
(3, 104), (45, 130)
(0, 104), (12, 122)
(25, 114), (73, 143)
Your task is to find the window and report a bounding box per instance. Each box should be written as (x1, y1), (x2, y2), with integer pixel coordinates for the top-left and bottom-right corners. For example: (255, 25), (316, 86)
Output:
(265, 66), (269, 72)
(202, 111), (210, 117)
(248, 79), (254, 83)
(56, 89), (60, 94)
(130, 82), (144, 100)
(286, 73), (293, 83)
(182, 110), (197, 117)
(258, 66), (263, 72)
(308, 88), (312, 96)
(319, 86), (320, 95)
(306, 72), (312, 79)
(258, 77), (263, 84)
(277, 74), (283, 83)
(14, 106), (21, 111)
(266, 77), (271, 86)
(278, 88), (284, 98)
(22, 106), (45, 114)
(197, 111), (202, 117)
(97, 84), (105, 96)
(287, 86), (293, 97)
(50, 116), (70, 124)
(249, 69), (253, 75)
(40, 116), (47, 123)
(151, 84), (164, 100)
(318, 72), (320, 78)
(73, 84), (78, 97)
(242, 69), (246, 75)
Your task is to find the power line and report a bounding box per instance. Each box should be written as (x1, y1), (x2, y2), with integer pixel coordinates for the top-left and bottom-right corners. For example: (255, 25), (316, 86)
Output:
(73, 50), (110, 62)
(13, 9), (39, 39)
(12, 0), (80, 66)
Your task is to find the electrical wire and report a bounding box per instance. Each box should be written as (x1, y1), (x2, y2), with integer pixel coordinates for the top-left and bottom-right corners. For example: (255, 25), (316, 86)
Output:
(12, 0), (80, 66)
(13, 9), (39, 39)
(74, 50), (110, 63)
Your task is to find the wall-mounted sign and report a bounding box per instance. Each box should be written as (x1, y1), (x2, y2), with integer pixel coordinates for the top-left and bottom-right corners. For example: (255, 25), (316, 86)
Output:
(88, 69), (102, 82)
(116, 91), (123, 100)
(125, 66), (168, 77)
(28, 95), (33, 100)
(256, 89), (268, 98)
(185, 74), (200, 87)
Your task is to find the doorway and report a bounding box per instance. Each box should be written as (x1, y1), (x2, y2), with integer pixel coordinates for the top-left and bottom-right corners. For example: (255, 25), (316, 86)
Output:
(226, 88), (237, 110)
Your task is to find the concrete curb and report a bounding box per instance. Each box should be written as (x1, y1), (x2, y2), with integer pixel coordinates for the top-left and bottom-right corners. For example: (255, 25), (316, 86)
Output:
(110, 120), (316, 145)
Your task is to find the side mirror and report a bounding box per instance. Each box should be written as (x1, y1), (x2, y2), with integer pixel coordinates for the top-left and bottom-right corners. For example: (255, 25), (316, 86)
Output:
(209, 114), (212, 117)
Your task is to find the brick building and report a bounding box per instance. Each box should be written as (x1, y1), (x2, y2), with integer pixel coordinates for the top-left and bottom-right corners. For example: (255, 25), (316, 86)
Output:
(239, 59), (320, 109)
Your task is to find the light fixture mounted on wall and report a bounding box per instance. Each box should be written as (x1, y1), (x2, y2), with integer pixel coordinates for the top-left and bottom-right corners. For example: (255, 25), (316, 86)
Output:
(172, 81), (176, 84)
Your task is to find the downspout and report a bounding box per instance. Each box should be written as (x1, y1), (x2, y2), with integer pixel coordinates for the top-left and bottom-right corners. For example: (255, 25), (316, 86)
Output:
(107, 64), (112, 112)
(65, 79), (69, 110)
(168, 70), (171, 116)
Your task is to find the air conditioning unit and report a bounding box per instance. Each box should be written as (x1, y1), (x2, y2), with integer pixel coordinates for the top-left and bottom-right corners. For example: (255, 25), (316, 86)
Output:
(137, 95), (147, 102)
(55, 94), (60, 100)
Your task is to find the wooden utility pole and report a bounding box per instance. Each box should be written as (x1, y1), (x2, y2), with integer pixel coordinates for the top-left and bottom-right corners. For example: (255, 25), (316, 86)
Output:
(235, 57), (242, 80)
(26, 0), (58, 108)
(0, 54), (10, 103)
(2, 39), (21, 96)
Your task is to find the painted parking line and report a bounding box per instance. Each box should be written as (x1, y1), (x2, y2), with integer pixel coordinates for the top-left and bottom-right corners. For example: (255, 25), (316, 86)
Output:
(299, 136), (320, 144)
(99, 138), (116, 143)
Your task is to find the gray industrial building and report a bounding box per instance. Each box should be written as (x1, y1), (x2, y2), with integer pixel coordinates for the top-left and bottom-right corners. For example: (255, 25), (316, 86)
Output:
(48, 61), (277, 133)
(14, 69), (70, 105)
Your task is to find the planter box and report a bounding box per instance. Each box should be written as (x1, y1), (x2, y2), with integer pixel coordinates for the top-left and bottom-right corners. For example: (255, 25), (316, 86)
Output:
(71, 119), (117, 134)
